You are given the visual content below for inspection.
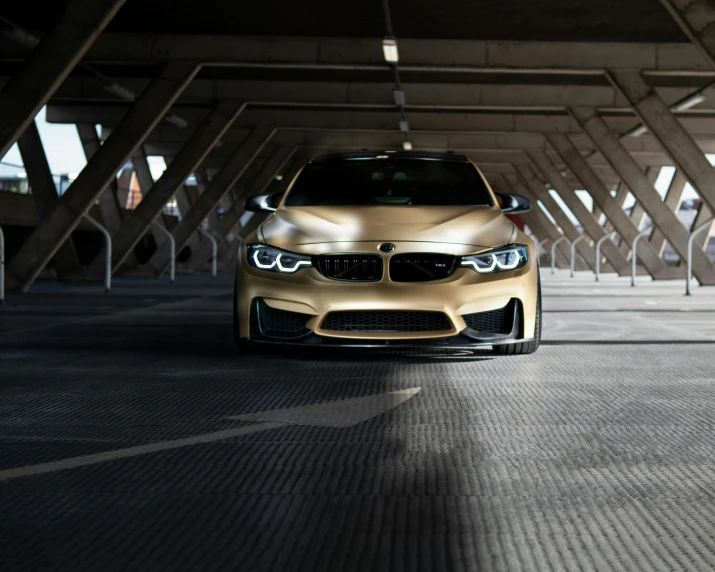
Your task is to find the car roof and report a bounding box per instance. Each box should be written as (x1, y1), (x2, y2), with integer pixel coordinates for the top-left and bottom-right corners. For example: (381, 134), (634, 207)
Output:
(309, 150), (471, 164)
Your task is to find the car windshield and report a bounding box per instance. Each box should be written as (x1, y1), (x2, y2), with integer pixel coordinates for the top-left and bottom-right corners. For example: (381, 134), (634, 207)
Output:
(284, 158), (494, 207)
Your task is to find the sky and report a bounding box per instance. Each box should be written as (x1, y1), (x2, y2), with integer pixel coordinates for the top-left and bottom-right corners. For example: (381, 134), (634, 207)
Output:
(1, 107), (167, 180)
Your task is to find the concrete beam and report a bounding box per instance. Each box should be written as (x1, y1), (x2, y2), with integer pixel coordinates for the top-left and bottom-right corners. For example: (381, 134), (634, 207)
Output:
(609, 70), (715, 217)
(527, 149), (631, 276)
(17, 120), (82, 279)
(98, 100), (245, 275)
(5, 61), (199, 292)
(0, 0), (127, 159)
(515, 162), (598, 271)
(546, 133), (672, 279)
(144, 127), (275, 277)
(570, 105), (715, 284)
(76, 123), (124, 235)
(659, 0), (715, 71)
(649, 169), (688, 255)
(188, 145), (295, 270)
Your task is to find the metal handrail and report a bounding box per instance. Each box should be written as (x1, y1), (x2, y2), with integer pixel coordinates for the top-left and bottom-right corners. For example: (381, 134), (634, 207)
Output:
(686, 218), (714, 296)
(570, 234), (587, 278)
(83, 215), (111, 293)
(0, 224), (4, 304)
(595, 232), (616, 282)
(551, 235), (569, 275)
(151, 222), (175, 283)
(631, 226), (652, 287)
(198, 228), (218, 279)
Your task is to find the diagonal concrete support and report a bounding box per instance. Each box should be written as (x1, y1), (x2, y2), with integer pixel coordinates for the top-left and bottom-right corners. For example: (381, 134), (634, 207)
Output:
(690, 202), (714, 251)
(659, 0), (715, 71)
(130, 147), (155, 196)
(545, 133), (672, 279)
(570, 106), (715, 284)
(628, 167), (661, 238)
(187, 145), (296, 270)
(17, 121), (83, 279)
(76, 124), (124, 235)
(528, 149), (630, 276)
(650, 169), (688, 256)
(5, 61), (199, 291)
(98, 101), (245, 275)
(504, 173), (577, 268)
(144, 127), (275, 277)
(515, 162), (598, 271)
(609, 70), (715, 217)
(0, 0), (127, 159)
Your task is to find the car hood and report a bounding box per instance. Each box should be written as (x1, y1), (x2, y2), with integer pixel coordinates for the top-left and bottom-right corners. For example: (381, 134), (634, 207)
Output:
(259, 206), (515, 250)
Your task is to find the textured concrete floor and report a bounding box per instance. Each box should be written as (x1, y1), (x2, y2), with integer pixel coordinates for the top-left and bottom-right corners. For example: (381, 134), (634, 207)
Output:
(0, 270), (714, 571)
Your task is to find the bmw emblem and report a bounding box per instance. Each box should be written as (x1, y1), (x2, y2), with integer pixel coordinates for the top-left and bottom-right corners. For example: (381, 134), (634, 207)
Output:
(379, 243), (395, 253)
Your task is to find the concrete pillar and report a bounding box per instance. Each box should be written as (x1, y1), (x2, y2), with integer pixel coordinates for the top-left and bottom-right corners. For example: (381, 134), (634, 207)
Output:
(144, 127), (275, 277)
(131, 147), (155, 196)
(0, 0), (127, 159)
(88, 99), (242, 277)
(76, 124), (124, 235)
(609, 70), (715, 217)
(5, 61), (199, 291)
(569, 106), (715, 285)
(515, 162), (598, 271)
(628, 167), (661, 237)
(504, 173), (573, 268)
(528, 149), (630, 276)
(545, 133), (672, 279)
(17, 121), (83, 279)
(650, 169), (688, 256)
(188, 145), (296, 269)
(690, 202), (714, 251)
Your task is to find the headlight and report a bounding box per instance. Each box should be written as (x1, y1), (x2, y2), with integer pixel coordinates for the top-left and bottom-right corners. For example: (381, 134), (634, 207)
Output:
(247, 244), (312, 274)
(460, 245), (528, 274)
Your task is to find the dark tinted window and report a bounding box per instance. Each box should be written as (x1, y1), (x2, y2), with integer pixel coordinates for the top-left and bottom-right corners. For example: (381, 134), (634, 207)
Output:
(284, 159), (494, 207)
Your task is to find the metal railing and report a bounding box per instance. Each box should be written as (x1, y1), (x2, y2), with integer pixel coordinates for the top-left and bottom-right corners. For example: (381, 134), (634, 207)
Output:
(570, 234), (586, 277)
(198, 229), (218, 278)
(686, 219), (714, 296)
(151, 222), (175, 283)
(551, 235), (569, 275)
(83, 214), (111, 292)
(631, 226), (652, 287)
(595, 232), (616, 282)
(0, 224), (4, 304)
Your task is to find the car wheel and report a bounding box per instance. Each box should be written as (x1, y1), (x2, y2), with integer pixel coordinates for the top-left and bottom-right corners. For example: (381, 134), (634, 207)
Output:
(492, 272), (541, 356)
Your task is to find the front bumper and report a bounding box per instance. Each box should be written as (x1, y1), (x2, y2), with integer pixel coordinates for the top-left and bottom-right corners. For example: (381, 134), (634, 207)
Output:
(235, 241), (538, 346)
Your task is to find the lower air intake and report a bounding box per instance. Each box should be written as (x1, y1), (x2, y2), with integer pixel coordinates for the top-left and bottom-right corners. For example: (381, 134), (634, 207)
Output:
(462, 302), (514, 334)
(256, 299), (312, 339)
(321, 310), (452, 333)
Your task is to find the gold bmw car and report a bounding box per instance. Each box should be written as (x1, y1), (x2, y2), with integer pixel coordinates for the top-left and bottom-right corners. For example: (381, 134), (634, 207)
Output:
(233, 151), (541, 354)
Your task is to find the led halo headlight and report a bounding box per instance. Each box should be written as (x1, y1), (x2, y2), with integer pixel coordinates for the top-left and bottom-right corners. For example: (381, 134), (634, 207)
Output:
(247, 244), (312, 274)
(460, 244), (528, 274)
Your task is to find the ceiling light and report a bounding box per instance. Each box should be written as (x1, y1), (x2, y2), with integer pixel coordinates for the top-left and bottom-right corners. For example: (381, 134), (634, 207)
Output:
(392, 88), (406, 106)
(382, 37), (399, 63)
(165, 114), (189, 128)
(674, 94), (706, 111)
(629, 125), (648, 137)
(376, 155), (389, 159)
(104, 83), (136, 102)
(399, 119), (409, 132)
(275, 175), (283, 181)
(402, 141), (413, 150)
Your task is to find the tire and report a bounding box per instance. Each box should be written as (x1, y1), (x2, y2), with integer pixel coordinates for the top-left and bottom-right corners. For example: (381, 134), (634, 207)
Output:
(492, 272), (541, 355)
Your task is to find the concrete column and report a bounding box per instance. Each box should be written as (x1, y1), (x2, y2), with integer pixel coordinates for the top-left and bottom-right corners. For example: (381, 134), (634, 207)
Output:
(0, 0), (127, 159)
(690, 202), (714, 251)
(545, 133), (672, 279)
(76, 124), (124, 234)
(626, 167), (660, 243)
(504, 173), (573, 268)
(88, 99), (242, 277)
(569, 106), (715, 284)
(515, 162), (598, 271)
(17, 121), (82, 279)
(650, 169), (688, 256)
(528, 149), (630, 276)
(144, 127), (275, 277)
(188, 145), (296, 269)
(609, 70), (715, 216)
(5, 61), (199, 291)
(131, 147), (155, 196)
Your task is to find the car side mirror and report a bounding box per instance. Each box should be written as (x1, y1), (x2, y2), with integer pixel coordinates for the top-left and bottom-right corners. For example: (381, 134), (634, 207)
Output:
(495, 192), (531, 214)
(245, 193), (281, 212)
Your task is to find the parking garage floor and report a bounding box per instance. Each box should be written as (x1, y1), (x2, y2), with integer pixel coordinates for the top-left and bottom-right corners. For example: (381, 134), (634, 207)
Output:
(1, 271), (714, 571)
